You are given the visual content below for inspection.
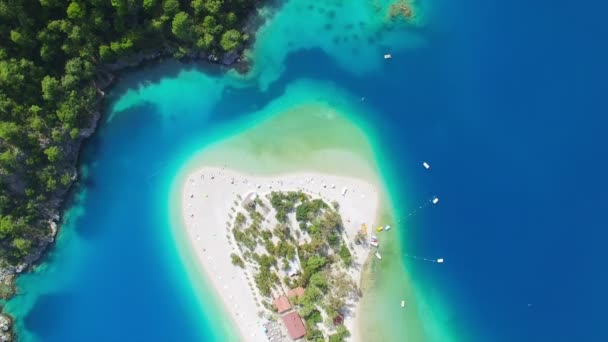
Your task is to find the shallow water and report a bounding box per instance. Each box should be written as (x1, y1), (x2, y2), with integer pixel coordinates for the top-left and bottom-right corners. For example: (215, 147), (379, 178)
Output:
(6, 0), (608, 341)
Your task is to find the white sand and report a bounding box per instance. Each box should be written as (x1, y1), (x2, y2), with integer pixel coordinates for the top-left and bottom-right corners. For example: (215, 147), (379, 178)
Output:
(181, 166), (381, 341)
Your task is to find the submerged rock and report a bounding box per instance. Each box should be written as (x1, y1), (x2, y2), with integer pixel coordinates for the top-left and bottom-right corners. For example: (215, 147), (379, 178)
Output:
(0, 314), (11, 332)
(0, 332), (11, 342)
(222, 51), (239, 65)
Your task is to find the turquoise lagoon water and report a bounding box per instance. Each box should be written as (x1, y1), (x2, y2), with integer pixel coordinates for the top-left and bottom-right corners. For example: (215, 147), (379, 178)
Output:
(6, 0), (608, 341)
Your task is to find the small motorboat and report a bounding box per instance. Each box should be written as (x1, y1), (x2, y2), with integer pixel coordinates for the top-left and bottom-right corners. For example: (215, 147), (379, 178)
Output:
(375, 252), (382, 260)
(384, 225), (391, 231)
(370, 241), (379, 247)
(384, 54), (392, 59)
(432, 197), (439, 204)
(423, 161), (430, 169)
(401, 300), (406, 308)
(376, 226), (383, 232)
(437, 258), (444, 263)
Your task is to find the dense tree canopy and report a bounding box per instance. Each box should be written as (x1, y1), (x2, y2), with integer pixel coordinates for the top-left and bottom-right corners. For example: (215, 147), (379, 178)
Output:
(0, 0), (257, 267)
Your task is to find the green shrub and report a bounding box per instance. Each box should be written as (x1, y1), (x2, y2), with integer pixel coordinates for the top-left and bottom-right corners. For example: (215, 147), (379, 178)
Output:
(230, 253), (245, 268)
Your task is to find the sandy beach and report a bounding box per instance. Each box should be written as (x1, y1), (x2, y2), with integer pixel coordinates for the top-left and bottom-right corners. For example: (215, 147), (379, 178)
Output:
(180, 166), (383, 341)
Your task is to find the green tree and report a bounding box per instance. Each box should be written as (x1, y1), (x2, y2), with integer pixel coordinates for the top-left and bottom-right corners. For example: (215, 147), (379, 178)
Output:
(309, 272), (327, 290)
(329, 325), (350, 341)
(339, 244), (352, 266)
(67, 2), (85, 20)
(172, 12), (194, 41)
(305, 256), (327, 273)
(44, 146), (62, 162)
(143, 0), (159, 13)
(40, 0), (63, 7)
(0, 216), (16, 239)
(191, 0), (205, 15)
(226, 12), (237, 26)
(41, 76), (61, 102)
(195, 33), (213, 50)
(0, 149), (18, 170)
(162, 0), (180, 16)
(230, 253), (245, 268)
(220, 29), (242, 51)
(0, 122), (21, 143)
(204, 0), (223, 14)
(99, 45), (114, 62)
(10, 29), (35, 48)
(12, 238), (32, 256)
(202, 15), (223, 35)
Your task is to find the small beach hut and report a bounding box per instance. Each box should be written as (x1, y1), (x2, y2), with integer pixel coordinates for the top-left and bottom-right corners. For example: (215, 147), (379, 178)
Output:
(281, 311), (306, 340)
(273, 295), (291, 314)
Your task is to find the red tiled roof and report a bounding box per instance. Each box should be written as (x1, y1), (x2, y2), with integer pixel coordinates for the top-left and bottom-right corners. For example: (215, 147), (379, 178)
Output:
(288, 287), (305, 299)
(281, 311), (306, 340)
(273, 295), (291, 314)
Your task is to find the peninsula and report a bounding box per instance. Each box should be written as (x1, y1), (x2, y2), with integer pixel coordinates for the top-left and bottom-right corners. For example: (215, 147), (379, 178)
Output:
(181, 167), (386, 341)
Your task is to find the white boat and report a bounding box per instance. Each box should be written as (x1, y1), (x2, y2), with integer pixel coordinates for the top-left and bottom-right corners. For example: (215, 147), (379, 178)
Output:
(423, 161), (430, 169)
(437, 258), (444, 263)
(371, 235), (378, 240)
(384, 225), (391, 231)
(432, 197), (439, 204)
(341, 187), (348, 196)
(401, 300), (406, 308)
(384, 54), (392, 59)
(375, 252), (382, 260)
(370, 241), (379, 247)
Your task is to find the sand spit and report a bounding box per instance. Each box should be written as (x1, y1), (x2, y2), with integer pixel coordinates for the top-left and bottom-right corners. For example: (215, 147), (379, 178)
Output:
(180, 166), (383, 341)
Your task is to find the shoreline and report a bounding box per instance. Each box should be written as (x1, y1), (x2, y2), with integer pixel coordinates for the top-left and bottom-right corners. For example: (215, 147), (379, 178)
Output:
(178, 166), (386, 341)
(0, 0), (273, 286)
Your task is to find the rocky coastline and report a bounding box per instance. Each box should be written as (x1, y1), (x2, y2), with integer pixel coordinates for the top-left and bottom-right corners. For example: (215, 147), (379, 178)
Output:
(0, 0), (278, 337)
(0, 41), (252, 342)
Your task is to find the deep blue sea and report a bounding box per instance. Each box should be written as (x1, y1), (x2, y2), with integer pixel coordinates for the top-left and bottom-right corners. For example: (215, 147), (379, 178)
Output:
(6, 0), (608, 341)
